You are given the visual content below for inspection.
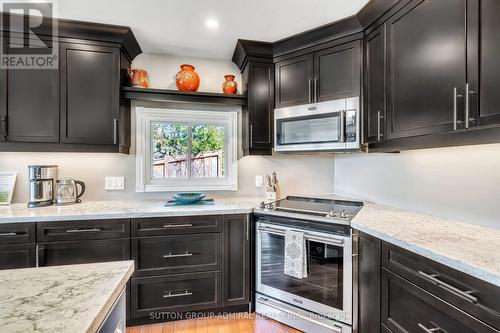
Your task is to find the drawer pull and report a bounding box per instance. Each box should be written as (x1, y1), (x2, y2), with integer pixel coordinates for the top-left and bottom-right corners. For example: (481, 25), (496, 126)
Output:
(0, 232), (17, 237)
(163, 252), (193, 258)
(418, 271), (478, 303)
(162, 223), (193, 228)
(418, 322), (444, 333)
(163, 290), (193, 298)
(66, 228), (102, 233)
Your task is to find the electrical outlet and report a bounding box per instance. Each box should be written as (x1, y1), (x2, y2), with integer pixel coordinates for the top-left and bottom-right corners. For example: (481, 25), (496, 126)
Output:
(255, 175), (263, 188)
(105, 177), (125, 190)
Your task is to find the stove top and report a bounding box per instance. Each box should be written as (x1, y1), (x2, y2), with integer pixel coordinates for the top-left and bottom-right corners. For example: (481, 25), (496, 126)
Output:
(256, 196), (363, 224)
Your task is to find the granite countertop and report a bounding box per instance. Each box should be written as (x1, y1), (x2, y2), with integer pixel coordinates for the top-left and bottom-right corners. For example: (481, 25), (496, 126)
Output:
(0, 197), (262, 223)
(0, 261), (134, 333)
(352, 203), (500, 287)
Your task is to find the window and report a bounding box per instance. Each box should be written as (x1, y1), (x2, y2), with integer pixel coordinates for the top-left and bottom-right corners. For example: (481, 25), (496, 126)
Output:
(136, 107), (238, 192)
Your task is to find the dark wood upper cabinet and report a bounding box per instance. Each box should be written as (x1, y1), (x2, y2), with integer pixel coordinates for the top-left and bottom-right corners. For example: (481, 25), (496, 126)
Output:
(364, 25), (386, 144)
(314, 40), (360, 102)
(60, 43), (120, 145)
(386, 0), (467, 140)
(0, 38), (59, 143)
(247, 62), (274, 154)
(467, 0), (500, 128)
(275, 54), (314, 108)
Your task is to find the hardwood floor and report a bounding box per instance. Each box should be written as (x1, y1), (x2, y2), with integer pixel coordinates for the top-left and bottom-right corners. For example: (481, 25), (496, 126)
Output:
(127, 313), (302, 333)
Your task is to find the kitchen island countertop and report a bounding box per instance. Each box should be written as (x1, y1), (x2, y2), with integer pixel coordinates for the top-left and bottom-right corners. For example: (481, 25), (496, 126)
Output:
(0, 261), (134, 333)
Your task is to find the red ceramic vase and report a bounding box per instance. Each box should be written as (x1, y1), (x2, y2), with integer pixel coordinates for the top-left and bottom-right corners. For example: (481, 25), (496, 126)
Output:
(175, 64), (200, 92)
(127, 68), (150, 88)
(222, 74), (237, 94)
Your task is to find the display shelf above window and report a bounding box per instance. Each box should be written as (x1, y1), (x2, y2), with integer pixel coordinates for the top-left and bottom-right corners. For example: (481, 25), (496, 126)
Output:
(123, 87), (247, 106)
(135, 107), (238, 192)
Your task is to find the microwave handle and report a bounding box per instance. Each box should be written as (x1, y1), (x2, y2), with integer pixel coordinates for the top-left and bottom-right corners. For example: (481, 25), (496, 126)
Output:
(340, 110), (345, 143)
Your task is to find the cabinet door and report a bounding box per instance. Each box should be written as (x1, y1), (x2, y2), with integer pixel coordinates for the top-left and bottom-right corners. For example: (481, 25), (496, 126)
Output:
(358, 232), (382, 333)
(38, 239), (130, 267)
(467, 0), (500, 128)
(222, 215), (250, 307)
(314, 41), (361, 102)
(0, 39), (59, 143)
(364, 25), (386, 144)
(248, 62), (274, 153)
(386, 0), (467, 140)
(0, 244), (36, 270)
(275, 54), (314, 108)
(60, 43), (119, 144)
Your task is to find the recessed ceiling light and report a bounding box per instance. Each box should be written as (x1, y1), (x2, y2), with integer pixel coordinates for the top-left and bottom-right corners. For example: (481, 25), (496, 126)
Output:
(206, 19), (219, 30)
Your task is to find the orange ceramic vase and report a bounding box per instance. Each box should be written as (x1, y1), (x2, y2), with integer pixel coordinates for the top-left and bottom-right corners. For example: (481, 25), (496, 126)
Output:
(222, 74), (237, 94)
(175, 64), (200, 91)
(127, 68), (150, 88)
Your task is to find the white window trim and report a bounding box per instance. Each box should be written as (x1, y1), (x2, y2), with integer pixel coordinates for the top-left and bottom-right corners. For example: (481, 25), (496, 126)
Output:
(136, 107), (238, 192)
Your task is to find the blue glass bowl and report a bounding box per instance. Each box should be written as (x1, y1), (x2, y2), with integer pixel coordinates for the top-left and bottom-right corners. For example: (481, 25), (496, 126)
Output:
(172, 192), (206, 204)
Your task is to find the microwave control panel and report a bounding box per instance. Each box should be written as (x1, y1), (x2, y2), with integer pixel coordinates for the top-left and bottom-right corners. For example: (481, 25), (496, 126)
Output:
(345, 110), (357, 143)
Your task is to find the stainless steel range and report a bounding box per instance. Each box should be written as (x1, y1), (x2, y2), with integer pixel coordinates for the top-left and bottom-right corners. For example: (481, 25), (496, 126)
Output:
(254, 196), (363, 333)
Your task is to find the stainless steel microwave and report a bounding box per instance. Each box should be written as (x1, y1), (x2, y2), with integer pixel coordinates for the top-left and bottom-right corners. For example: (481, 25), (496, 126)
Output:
(274, 97), (360, 152)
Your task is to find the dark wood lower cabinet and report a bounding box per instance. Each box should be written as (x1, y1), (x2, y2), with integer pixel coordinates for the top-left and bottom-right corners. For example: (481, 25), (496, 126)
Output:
(222, 215), (250, 307)
(37, 239), (130, 267)
(130, 271), (221, 318)
(382, 269), (498, 333)
(0, 244), (36, 269)
(358, 231), (382, 333)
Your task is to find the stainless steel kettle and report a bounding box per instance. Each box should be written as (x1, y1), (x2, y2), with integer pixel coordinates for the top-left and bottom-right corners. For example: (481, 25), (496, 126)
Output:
(56, 177), (85, 205)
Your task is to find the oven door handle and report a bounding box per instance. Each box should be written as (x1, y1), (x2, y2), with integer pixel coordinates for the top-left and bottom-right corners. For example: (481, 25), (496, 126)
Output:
(258, 226), (345, 246)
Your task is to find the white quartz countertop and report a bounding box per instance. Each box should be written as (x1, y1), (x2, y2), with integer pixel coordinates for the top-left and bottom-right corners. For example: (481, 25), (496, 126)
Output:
(0, 197), (261, 223)
(352, 203), (500, 287)
(0, 261), (134, 333)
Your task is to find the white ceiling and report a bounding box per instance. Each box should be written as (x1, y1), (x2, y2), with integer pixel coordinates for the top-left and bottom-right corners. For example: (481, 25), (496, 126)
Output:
(55, 0), (369, 60)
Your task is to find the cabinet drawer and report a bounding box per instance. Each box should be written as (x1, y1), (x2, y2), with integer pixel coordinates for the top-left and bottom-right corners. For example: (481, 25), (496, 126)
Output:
(382, 242), (500, 328)
(132, 233), (221, 276)
(38, 239), (130, 267)
(131, 215), (222, 236)
(0, 223), (35, 245)
(37, 219), (130, 242)
(0, 244), (35, 270)
(382, 269), (498, 333)
(130, 271), (220, 318)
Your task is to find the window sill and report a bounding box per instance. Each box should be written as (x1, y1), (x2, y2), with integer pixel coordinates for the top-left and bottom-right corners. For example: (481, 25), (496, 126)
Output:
(137, 183), (238, 193)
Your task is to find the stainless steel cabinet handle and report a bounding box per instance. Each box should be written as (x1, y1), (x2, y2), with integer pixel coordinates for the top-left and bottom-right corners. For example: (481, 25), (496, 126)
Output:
(0, 232), (17, 237)
(163, 290), (193, 298)
(0, 115), (7, 138)
(163, 252), (193, 258)
(308, 79), (312, 103)
(465, 83), (470, 129)
(418, 271), (478, 303)
(418, 322), (444, 333)
(113, 118), (118, 144)
(249, 125), (253, 148)
(377, 111), (384, 141)
(66, 228), (101, 233)
(340, 110), (345, 143)
(162, 223), (193, 228)
(314, 77), (318, 102)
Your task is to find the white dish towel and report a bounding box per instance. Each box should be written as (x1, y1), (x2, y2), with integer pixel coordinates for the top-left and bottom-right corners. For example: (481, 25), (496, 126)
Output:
(284, 229), (308, 279)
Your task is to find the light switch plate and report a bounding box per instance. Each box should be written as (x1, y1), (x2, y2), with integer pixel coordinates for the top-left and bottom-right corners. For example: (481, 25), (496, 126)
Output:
(105, 177), (125, 190)
(255, 175), (263, 188)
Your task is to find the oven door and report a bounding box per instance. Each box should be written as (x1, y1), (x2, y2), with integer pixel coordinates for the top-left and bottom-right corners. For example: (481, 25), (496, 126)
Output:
(256, 222), (352, 325)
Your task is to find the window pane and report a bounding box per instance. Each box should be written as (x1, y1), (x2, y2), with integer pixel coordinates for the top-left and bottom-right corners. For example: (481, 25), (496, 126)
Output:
(151, 122), (189, 179)
(191, 124), (225, 178)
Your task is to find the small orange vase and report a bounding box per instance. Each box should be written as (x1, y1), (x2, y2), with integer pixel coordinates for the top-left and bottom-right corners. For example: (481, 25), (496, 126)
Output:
(222, 74), (237, 94)
(127, 68), (150, 88)
(175, 64), (200, 92)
